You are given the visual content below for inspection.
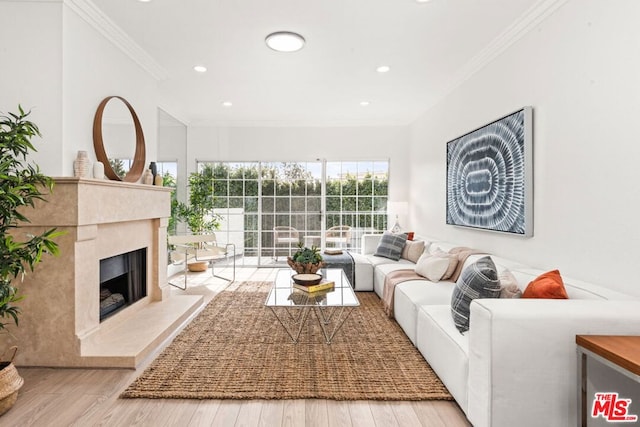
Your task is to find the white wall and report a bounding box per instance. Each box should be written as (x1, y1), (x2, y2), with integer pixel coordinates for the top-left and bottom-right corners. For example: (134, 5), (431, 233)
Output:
(409, 0), (640, 296)
(61, 5), (158, 177)
(0, 2), (63, 172)
(187, 125), (411, 203)
(0, 1), (159, 178)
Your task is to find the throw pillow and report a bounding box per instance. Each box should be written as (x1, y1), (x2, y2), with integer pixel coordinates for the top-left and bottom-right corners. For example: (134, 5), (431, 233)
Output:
(451, 256), (500, 333)
(415, 252), (450, 282)
(374, 232), (408, 261)
(499, 269), (522, 298)
(401, 240), (426, 263)
(522, 270), (569, 299)
(436, 249), (459, 281)
(404, 231), (415, 241)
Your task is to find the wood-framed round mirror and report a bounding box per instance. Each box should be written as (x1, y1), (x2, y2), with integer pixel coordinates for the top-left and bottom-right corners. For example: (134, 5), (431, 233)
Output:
(93, 96), (146, 182)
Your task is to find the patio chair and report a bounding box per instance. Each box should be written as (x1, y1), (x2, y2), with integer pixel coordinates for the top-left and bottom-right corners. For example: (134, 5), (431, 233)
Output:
(325, 225), (352, 248)
(273, 226), (300, 261)
(168, 233), (236, 290)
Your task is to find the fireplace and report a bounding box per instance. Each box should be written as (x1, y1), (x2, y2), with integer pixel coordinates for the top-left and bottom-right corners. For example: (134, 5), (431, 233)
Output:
(99, 248), (147, 321)
(0, 178), (204, 368)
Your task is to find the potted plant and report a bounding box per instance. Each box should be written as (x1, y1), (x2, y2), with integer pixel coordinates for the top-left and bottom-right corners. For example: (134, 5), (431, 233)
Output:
(175, 164), (221, 271)
(287, 243), (326, 274)
(0, 107), (61, 414)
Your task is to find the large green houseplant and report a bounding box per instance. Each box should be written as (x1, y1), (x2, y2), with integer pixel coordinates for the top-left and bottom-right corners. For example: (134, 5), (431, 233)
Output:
(0, 107), (61, 414)
(174, 164), (221, 271)
(0, 107), (61, 332)
(175, 163), (221, 235)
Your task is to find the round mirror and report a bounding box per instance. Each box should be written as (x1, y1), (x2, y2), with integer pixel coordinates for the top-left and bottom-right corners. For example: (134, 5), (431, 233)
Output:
(93, 96), (146, 182)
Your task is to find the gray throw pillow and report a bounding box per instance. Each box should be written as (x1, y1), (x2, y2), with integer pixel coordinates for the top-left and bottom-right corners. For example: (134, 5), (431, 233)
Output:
(450, 256), (500, 333)
(374, 232), (407, 261)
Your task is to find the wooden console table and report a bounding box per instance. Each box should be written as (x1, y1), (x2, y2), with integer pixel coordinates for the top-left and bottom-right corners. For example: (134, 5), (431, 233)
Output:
(576, 335), (640, 426)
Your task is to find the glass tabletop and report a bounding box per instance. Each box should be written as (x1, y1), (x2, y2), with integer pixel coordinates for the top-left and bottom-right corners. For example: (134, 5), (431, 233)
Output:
(265, 268), (360, 308)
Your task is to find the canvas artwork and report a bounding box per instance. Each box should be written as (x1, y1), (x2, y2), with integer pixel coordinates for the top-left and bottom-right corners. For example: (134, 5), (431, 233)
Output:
(446, 107), (533, 236)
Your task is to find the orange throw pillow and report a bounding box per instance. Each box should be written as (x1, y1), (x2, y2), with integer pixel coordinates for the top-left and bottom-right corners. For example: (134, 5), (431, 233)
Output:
(522, 270), (569, 299)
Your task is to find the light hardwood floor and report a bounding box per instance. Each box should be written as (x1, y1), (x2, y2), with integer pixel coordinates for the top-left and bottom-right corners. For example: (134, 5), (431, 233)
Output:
(3, 267), (471, 427)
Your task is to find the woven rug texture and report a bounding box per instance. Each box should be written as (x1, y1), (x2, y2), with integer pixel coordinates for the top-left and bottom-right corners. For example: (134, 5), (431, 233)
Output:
(121, 281), (452, 401)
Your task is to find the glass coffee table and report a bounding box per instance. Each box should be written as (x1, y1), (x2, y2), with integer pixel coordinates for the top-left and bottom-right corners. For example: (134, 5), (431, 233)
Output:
(265, 268), (360, 344)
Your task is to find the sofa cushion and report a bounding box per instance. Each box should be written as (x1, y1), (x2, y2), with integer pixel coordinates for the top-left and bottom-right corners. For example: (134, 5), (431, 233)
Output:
(522, 269), (569, 299)
(416, 304), (469, 413)
(401, 239), (426, 263)
(394, 280), (458, 344)
(415, 251), (450, 282)
(451, 256), (500, 333)
(374, 232), (407, 261)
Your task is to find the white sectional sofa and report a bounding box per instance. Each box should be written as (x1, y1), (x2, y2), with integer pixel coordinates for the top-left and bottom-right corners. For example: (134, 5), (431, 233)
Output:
(351, 234), (640, 427)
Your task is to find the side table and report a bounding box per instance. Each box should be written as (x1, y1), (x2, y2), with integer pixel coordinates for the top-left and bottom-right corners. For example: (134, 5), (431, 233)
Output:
(576, 335), (640, 426)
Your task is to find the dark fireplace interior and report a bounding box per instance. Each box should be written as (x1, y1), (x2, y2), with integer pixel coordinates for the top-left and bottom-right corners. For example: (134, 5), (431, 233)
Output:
(99, 248), (147, 321)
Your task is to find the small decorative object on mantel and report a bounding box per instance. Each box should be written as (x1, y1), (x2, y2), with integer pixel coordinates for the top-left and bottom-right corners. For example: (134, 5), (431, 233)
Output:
(73, 150), (90, 178)
(287, 243), (326, 274)
(149, 162), (157, 180)
(142, 168), (153, 185)
(154, 174), (163, 186)
(93, 161), (104, 179)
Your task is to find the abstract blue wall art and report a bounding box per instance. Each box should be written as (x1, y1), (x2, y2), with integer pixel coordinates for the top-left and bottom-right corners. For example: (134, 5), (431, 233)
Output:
(446, 107), (533, 236)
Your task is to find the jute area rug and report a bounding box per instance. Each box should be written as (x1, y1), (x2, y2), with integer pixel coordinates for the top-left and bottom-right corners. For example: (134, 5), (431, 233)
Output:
(121, 281), (452, 401)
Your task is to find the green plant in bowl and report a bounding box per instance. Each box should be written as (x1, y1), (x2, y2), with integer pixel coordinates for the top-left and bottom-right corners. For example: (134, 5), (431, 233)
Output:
(287, 243), (325, 274)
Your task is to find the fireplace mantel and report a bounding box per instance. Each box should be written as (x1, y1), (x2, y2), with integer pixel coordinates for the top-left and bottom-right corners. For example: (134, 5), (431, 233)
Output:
(0, 178), (203, 368)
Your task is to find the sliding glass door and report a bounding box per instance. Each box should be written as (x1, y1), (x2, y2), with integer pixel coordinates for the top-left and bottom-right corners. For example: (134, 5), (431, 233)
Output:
(197, 160), (388, 266)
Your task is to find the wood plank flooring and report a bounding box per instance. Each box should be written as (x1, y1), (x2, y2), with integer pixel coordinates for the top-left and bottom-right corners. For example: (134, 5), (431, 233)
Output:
(2, 267), (471, 427)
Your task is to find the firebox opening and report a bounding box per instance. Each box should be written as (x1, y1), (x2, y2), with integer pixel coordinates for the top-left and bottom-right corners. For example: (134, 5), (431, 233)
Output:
(99, 247), (147, 322)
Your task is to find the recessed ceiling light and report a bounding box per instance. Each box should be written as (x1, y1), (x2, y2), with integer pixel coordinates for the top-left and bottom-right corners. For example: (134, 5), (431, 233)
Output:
(193, 65), (207, 73)
(416, 0), (431, 3)
(138, 0), (152, 3)
(376, 65), (390, 73)
(360, 101), (371, 107)
(222, 101), (233, 107)
(265, 31), (306, 52)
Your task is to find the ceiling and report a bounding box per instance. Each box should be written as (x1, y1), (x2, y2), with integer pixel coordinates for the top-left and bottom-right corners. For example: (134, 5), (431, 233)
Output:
(90, 0), (542, 126)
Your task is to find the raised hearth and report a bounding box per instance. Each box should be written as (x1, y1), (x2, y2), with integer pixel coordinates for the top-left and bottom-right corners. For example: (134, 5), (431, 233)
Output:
(0, 178), (203, 368)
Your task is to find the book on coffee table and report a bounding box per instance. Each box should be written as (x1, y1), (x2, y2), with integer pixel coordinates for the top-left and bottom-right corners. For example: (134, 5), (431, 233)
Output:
(293, 280), (335, 293)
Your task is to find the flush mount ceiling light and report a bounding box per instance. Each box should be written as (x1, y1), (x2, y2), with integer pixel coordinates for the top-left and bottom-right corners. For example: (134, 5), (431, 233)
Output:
(193, 65), (207, 73)
(265, 31), (306, 52)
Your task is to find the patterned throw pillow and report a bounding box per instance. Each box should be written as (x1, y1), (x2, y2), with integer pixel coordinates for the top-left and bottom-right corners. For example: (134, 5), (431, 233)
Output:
(450, 256), (500, 333)
(374, 232), (408, 261)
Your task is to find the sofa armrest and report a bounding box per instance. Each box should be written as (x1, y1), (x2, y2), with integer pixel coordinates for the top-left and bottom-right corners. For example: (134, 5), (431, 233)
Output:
(468, 299), (640, 427)
(361, 234), (383, 255)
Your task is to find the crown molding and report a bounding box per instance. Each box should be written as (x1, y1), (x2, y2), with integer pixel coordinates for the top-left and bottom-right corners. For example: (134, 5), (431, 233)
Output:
(64, 0), (168, 81)
(441, 0), (569, 100)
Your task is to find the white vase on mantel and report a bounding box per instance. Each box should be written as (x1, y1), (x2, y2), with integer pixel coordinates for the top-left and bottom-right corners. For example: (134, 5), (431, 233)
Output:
(142, 169), (154, 185)
(93, 161), (105, 179)
(73, 151), (90, 178)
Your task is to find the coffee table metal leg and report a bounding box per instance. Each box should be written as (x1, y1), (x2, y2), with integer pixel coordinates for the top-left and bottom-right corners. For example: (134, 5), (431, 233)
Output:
(314, 306), (355, 344)
(268, 306), (312, 343)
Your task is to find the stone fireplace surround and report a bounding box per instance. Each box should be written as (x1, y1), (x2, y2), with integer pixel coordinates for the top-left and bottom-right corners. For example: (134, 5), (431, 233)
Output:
(0, 178), (203, 368)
